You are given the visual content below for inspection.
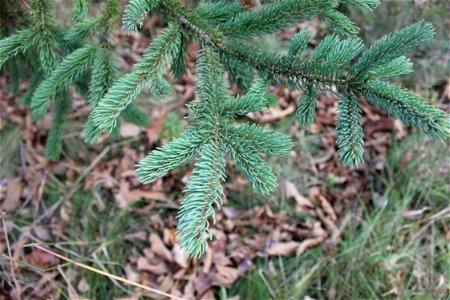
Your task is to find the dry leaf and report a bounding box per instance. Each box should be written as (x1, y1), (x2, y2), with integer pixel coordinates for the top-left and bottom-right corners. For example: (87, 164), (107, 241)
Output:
(267, 241), (299, 256)
(202, 248), (213, 273)
(150, 233), (173, 262)
(402, 207), (431, 219)
(26, 249), (59, 269)
(120, 123), (141, 138)
(284, 181), (314, 208)
(201, 290), (216, 300)
(136, 257), (168, 275)
(216, 265), (240, 283)
(2, 177), (22, 211)
(33, 226), (52, 241)
(124, 264), (141, 283)
(194, 273), (213, 295)
(172, 244), (189, 268)
(296, 237), (325, 257)
(146, 115), (166, 144)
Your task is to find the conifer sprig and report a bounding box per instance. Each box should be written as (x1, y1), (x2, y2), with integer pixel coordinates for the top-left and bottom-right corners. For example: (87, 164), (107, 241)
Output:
(218, 0), (334, 38)
(91, 23), (181, 131)
(364, 80), (449, 139)
(123, 0), (161, 31)
(336, 95), (364, 167)
(349, 20), (435, 82)
(31, 43), (98, 120)
(136, 47), (292, 257)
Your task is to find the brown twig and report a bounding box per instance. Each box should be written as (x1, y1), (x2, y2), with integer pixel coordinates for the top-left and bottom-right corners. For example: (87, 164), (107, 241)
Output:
(1, 213), (22, 300)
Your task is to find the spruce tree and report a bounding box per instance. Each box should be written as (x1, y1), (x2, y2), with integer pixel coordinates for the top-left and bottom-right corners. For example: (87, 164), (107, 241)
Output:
(1, 0), (448, 257)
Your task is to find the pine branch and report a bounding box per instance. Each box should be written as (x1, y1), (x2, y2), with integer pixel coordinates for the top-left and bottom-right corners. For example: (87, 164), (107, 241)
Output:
(340, 0), (380, 10)
(223, 79), (268, 116)
(44, 92), (71, 161)
(72, 0), (88, 22)
(320, 9), (359, 37)
(349, 20), (435, 82)
(217, 0), (334, 37)
(287, 29), (314, 64)
(296, 83), (318, 127)
(64, 19), (99, 46)
(368, 56), (413, 80)
(194, 1), (245, 24)
(123, 0), (161, 31)
(177, 142), (226, 258)
(0, 28), (36, 68)
(31, 43), (98, 120)
(37, 39), (60, 75)
(91, 23), (181, 131)
(136, 128), (202, 184)
(88, 48), (117, 107)
(364, 80), (449, 139)
(225, 135), (278, 195)
(336, 95), (364, 167)
(83, 47), (117, 142)
(225, 123), (293, 157)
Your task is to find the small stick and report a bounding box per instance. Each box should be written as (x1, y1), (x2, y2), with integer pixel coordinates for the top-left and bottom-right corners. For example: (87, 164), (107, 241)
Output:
(2, 213), (22, 299)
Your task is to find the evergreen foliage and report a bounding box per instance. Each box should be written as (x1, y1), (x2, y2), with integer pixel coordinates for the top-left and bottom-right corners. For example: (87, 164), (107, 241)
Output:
(1, 0), (448, 257)
(137, 48), (292, 257)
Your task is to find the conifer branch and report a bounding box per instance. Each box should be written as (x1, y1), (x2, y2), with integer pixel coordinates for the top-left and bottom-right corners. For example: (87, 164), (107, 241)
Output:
(217, 0), (334, 38)
(177, 142), (226, 258)
(336, 95), (364, 167)
(0, 28), (36, 68)
(340, 0), (380, 10)
(349, 20), (435, 82)
(44, 92), (71, 161)
(72, 0), (88, 22)
(91, 23), (181, 132)
(123, 0), (161, 31)
(223, 80), (268, 116)
(296, 83), (318, 127)
(194, 1), (245, 24)
(136, 129), (202, 184)
(364, 80), (449, 139)
(31, 43), (98, 120)
(225, 123), (293, 157)
(320, 9), (359, 37)
(225, 136), (278, 195)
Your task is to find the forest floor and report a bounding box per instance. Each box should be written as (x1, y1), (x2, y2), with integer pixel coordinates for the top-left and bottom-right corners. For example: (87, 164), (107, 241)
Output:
(0, 1), (449, 299)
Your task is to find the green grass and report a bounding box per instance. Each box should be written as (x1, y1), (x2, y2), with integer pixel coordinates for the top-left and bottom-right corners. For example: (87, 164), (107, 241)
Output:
(226, 135), (449, 299)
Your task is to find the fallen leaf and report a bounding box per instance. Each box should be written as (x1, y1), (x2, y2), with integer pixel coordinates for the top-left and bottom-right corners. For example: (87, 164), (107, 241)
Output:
(284, 181), (314, 208)
(194, 273), (213, 295)
(296, 237), (325, 257)
(26, 249), (59, 269)
(136, 257), (168, 275)
(172, 244), (190, 268)
(120, 123), (141, 138)
(159, 276), (174, 293)
(33, 226), (52, 241)
(1, 177), (22, 211)
(200, 290), (216, 300)
(223, 207), (245, 219)
(267, 241), (299, 256)
(150, 233), (173, 262)
(202, 248), (213, 273)
(216, 265), (240, 282)
(402, 207), (431, 219)
(124, 264), (141, 283)
(146, 115), (166, 144)
(77, 278), (90, 293)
